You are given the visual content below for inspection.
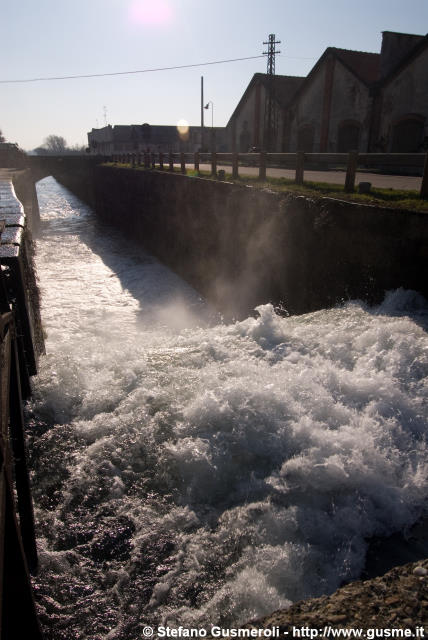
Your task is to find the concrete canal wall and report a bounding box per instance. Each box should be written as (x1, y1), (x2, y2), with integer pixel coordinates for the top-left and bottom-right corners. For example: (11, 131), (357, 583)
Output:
(92, 166), (428, 317)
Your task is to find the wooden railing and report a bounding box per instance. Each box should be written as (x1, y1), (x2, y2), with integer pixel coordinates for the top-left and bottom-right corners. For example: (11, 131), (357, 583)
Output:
(109, 151), (428, 198)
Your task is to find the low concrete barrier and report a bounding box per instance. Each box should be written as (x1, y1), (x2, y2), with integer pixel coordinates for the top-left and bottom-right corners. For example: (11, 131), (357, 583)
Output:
(93, 166), (428, 318)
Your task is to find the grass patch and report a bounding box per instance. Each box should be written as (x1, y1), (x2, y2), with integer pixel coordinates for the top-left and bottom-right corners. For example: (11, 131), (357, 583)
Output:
(102, 163), (428, 213)
(223, 172), (428, 212)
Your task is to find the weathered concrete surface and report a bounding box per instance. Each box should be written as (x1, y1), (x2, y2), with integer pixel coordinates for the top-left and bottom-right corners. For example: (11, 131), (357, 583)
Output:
(93, 166), (428, 318)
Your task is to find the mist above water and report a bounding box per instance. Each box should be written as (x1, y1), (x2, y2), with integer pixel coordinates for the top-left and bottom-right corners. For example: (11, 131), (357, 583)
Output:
(28, 178), (428, 640)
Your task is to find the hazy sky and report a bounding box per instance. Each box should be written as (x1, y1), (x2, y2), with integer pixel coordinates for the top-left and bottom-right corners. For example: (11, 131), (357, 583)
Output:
(1, 0), (428, 150)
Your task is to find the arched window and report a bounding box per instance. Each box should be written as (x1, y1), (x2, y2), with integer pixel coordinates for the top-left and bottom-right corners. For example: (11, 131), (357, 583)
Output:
(337, 121), (360, 152)
(391, 116), (425, 152)
(297, 124), (314, 152)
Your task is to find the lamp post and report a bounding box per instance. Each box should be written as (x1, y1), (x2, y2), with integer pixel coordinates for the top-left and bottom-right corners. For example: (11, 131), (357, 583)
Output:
(204, 101), (214, 150)
(201, 76), (204, 151)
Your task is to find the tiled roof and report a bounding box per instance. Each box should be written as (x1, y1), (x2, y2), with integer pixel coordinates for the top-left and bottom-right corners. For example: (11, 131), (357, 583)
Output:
(330, 48), (381, 85)
(227, 73), (305, 125)
(379, 32), (428, 84)
(255, 73), (306, 108)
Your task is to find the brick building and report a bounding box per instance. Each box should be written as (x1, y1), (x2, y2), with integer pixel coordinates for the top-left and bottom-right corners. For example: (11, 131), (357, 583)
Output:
(227, 73), (305, 152)
(227, 31), (428, 154)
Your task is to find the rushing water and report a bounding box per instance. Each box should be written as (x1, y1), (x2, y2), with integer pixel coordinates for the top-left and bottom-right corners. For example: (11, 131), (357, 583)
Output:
(27, 177), (428, 640)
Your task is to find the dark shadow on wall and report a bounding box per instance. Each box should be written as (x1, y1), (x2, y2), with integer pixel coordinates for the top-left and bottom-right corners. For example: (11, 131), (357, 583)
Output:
(91, 167), (428, 321)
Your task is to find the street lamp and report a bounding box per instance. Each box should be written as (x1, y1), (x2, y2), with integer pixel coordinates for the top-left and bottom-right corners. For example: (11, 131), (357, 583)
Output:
(204, 100), (214, 128)
(204, 101), (214, 151)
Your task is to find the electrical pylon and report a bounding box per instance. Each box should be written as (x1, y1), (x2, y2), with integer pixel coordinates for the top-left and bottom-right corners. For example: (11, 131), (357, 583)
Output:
(263, 34), (281, 151)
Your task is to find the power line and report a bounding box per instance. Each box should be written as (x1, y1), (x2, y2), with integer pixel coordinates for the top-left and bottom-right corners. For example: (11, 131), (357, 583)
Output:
(0, 53), (317, 85)
(0, 55), (266, 84)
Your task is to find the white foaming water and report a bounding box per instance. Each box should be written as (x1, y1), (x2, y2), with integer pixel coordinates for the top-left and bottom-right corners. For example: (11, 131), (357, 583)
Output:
(28, 177), (428, 640)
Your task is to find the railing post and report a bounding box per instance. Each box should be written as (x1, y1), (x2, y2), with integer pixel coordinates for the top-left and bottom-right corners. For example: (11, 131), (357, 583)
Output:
(420, 153), (428, 199)
(159, 152), (164, 170)
(232, 153), (239, 179)
(144, 152), (150, 169)
(259, 152), (266, 180)
(131, 154), (136, 168)
(169, 153), (174, 172)
(211, 151), (217, 176)
(180, 152), (186, 174)
(194, 151), (200, 173)
(345, 151), (359, 192)
(137, 152), (141, 166)
(151, 152), (155, 169)
(295, 151), (305, 184)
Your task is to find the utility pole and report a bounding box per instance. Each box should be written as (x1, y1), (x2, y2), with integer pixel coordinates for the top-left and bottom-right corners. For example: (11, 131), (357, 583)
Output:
(201, 76), (204, 151)
(263, 34), (281, 152)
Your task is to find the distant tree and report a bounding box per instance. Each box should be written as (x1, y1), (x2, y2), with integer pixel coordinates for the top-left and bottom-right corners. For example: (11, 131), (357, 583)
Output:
(43, 134), (68, 154)
(68, 143), (87, 154)
(35, 136), (86, 155)
(0, 129), (6, 143)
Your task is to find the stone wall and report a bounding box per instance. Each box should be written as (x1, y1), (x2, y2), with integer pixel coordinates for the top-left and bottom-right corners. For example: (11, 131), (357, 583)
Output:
(93, 166), (428, 319)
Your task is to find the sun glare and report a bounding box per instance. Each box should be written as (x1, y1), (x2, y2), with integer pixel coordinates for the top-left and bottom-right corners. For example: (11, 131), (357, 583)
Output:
(129, 0), (173, 26)
(177, 119), (190, 141)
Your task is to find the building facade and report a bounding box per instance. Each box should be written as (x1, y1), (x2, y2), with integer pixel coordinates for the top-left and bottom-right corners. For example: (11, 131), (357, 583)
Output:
(227, 73), (305, 152)
(88, 32), (428, 158)
(372, 32), (428, 152)
(88, 123), (227, 155)
(285, 47), (380, 153)
(227, 31), (428, 154)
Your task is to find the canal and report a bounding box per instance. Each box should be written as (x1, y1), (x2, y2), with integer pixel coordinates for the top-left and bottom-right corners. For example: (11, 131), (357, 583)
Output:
(27, 177), (428, 639)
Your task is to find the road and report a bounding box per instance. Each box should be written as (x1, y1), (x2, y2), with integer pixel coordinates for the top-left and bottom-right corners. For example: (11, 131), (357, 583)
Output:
(195, 164), (422, 191)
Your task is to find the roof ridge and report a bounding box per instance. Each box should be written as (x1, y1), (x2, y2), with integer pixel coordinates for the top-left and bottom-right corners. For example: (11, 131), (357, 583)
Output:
(381, 30), (426, 36)
(255, 72), (306, 79)
(330, 46), (380, 56)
